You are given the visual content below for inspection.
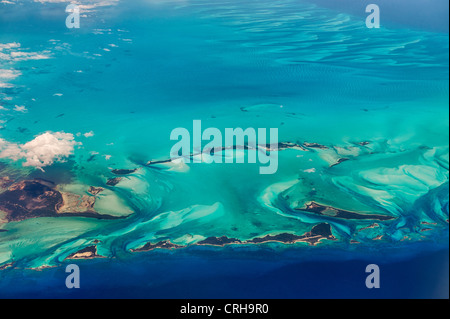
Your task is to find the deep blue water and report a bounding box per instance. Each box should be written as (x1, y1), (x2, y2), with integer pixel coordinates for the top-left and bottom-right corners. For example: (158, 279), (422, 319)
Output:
(0, 244), (448, 299)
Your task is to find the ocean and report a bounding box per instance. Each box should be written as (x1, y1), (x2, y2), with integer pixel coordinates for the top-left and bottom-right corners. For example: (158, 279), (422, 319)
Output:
(0, 0), (448, 299)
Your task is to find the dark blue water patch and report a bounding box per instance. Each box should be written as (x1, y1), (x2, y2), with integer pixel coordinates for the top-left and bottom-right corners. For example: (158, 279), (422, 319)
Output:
(1, 247), (448, 299)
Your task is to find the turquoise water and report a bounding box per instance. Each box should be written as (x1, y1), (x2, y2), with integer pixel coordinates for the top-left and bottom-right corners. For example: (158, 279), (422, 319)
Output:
(0, 0), (448, 298)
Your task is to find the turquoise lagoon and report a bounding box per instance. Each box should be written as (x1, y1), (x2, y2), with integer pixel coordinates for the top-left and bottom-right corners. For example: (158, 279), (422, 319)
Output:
(0, 0), (448, 298)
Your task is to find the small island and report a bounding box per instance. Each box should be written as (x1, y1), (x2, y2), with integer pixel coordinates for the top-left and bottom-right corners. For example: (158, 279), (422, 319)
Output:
(65, 246), (105, 260)
(0, 179), (124, 223)
(131, 240), (185, 252)
(131, 223), (337, 253)
(197, 236), (242, 247)
(296, 201), (395, 221)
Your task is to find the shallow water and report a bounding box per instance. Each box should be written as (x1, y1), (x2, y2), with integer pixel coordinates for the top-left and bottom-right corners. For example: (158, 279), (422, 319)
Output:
(0, 0), (448, 298)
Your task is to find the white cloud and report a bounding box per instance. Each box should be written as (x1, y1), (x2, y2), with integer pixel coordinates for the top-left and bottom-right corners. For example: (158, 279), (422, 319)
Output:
(0, 132), (80, 170)
(0, 42), (51, 62)
(0, 69), (21, 80)
(0, 139), (23, 161)
(9, 51), (51, 61)
(0, 43), (50, 93)
(13, 105), (27, 113)
(0, 43), (20, 51)
(0, 68), (21, 88)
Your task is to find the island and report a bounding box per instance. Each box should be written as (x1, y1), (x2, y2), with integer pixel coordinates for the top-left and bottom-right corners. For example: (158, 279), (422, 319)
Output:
(65, 246), (105, 260)
(131, 222), (337, 253)
(130, 240), (185, 252)
(296, 201), (395, 221)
